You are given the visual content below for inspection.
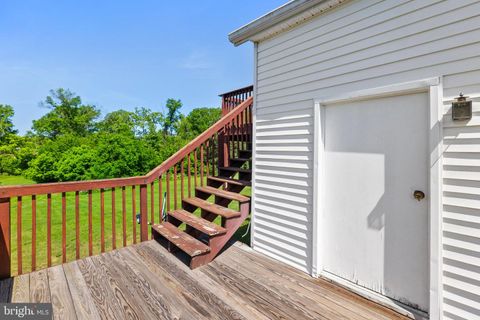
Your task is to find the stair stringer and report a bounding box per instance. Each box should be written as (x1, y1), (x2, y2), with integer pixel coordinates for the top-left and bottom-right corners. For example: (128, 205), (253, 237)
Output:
(190, 200), (249, 269)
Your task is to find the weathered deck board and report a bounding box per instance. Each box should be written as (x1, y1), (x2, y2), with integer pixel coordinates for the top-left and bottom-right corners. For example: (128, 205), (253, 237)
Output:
(217, 251), (360, 320)
(2, 241), (409, 320)
(48, 265), (77, 320)
(63, 262), (101, 320)
(228, 244), (406, 320)
(95, 253), (152, 320)
(29, 269), (50, 303)
(11, 274), (29, 303)
(108, 249), (185, 319)
(203, 260), (324, 320)
(76, 257), (123, 319)
(132, 242), (245, 320)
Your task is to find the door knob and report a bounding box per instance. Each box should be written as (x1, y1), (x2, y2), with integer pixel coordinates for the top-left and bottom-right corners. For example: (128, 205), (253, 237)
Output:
(413, 190), (425, 201)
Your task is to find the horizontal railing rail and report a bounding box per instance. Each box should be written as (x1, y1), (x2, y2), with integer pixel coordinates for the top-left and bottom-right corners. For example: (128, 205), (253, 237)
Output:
(0, 96), (253, 278)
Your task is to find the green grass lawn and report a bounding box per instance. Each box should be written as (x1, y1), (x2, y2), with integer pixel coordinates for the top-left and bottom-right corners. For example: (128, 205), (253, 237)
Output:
(2, 174), (251, 275)
(0, 175), (36, 186)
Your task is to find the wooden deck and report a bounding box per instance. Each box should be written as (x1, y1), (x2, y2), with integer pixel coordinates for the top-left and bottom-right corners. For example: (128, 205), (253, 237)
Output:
(0, 241), (408, 320)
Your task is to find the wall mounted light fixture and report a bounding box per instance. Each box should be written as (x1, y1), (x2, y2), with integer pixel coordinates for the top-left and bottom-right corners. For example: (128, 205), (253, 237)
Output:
(452, 93), (472, 121)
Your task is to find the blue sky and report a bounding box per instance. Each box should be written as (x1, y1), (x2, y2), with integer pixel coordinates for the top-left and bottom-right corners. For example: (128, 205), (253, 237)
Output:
(0, 1), (286, 134)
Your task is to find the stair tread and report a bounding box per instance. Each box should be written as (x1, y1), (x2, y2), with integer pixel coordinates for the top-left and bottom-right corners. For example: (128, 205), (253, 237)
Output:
(152, 222), (210, 257)
(230, 157), (251, 162)
(183, 197), (241, 218)
(219, 167), (252, 173)
(208, 176), (251, 187)
(168, 209), (227, 236)
(196, 186), (250, 203)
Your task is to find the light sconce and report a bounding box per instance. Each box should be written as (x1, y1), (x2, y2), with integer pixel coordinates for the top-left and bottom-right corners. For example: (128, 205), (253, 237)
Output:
(452, 93), (472, 121)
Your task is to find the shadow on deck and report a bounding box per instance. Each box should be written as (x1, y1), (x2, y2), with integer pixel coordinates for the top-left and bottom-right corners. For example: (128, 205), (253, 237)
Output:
(0, 241), (408, 320)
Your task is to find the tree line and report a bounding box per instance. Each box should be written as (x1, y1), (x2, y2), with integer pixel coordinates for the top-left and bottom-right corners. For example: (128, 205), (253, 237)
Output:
(0, 88), (221, 183)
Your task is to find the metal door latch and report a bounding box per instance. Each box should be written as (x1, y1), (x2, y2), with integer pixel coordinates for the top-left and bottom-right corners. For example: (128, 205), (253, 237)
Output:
(413, 190), (425, 201)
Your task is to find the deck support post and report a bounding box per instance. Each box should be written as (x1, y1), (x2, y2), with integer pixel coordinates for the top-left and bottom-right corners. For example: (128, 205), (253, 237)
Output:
(0, 197), (10, 279)
(139, 184), (148, 242)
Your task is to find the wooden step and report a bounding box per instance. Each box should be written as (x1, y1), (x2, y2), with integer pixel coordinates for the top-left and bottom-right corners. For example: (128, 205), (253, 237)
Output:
(196, 186), (250, 203)
(207, 176), (251, 187)
(182, 197), (241, 219)
(152, 222), (210, 257)
(168, 209), (227, 236)
(219, 167), (252, 174)
(230, 157), (251, 162)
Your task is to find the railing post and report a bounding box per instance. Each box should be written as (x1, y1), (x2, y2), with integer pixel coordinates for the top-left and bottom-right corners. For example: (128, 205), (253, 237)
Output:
(0, 197), (11, 279)
(139, 184), (149, 242)
(218, 129), (229, 168)
(221, 95), (227, 116)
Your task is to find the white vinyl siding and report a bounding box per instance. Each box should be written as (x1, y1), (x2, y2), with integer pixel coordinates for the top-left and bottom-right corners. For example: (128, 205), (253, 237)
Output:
(251, 0), (480, 316)
(253, 99), (314, 273)
(442, 98), (480, 320)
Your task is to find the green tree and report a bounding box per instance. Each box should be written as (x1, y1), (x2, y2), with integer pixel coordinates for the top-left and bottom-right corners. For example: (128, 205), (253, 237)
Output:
(10, 89), (223, 182)
(132, 107), (163, 137)
(0, 135), (38, 175)
(14, 135), (38, 173)
(178, 107), (221, 139)
(25, 134), (87, 182)
(25, 152), (58, 182)
(156, 135), (187, 163)
(90, 132), (157, 179)
(0, 106), (38, 176)
(0, 105), (18, 142)
(32, 88), (100, 138)
(163, 99), (182, 136)
(55, 145), (96, 181)
(98, 110), (135, 135)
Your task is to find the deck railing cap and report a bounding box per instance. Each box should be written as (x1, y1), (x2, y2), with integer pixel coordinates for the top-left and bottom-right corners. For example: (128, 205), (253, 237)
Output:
(218, 85), (254, 97)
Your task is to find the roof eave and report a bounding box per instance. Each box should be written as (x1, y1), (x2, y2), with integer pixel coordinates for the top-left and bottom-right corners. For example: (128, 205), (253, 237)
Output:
(228, 0), (346, 46)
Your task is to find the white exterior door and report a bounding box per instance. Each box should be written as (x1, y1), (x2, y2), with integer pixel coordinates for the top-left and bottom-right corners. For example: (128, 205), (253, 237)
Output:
(321, 92), (429, 312)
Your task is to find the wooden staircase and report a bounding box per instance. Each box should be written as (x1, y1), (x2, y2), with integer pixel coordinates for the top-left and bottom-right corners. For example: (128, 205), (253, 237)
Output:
(0, 87), (253, 279)
(152, 138), (252, 269)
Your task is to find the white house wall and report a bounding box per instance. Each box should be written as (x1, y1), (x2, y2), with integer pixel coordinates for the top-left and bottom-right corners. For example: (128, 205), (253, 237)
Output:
(252, 0), (480, 317)
(442, 97), (480, 320)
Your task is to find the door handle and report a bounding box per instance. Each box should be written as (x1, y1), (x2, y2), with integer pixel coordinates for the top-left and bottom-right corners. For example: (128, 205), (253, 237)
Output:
(413, 190), (425, 201)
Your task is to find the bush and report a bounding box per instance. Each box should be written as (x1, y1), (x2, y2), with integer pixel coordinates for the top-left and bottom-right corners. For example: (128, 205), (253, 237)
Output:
(55, 146), (96, 181)
(90, 133), (156, 179)
(25, 152), (58, 183)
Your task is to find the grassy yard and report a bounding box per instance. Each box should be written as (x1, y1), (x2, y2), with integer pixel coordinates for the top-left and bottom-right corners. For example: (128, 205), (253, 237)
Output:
(0, 175), (36, 186)
(2, 175), (251, 275)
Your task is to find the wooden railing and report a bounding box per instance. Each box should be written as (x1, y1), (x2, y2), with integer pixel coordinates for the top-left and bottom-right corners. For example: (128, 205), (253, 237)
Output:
(220, 85), (254, 116)
(0, 94), (253, 278)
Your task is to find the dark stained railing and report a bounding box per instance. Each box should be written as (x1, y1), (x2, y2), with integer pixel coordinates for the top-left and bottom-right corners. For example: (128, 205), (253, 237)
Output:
(220, 85), (254, 116)
(0, 88), (253, 278)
